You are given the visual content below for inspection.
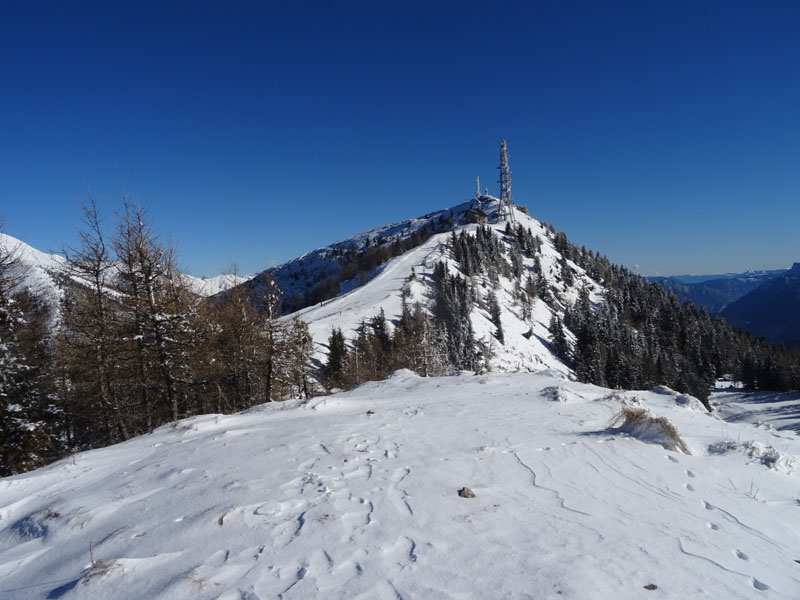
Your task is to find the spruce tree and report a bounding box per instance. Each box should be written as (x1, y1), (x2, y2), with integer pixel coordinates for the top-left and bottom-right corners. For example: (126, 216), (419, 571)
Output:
(0, 238), (56, 475)
(487, 291), (504, 344)
(548, 313), (570, 363)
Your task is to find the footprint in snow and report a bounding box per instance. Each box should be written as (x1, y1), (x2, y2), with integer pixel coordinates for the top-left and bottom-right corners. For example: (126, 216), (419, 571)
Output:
(667, 455), (679, 463)
(685, 484), (695, 492)
(703, 501), (714, 511)
(735, 549), (749, 561)
(707, 522), (720, 531)
(752, 578), (769, 591)
(686, 470), (696, 478)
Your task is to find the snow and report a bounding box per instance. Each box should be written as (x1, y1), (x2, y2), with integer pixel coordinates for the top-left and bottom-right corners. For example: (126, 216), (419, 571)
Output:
(5, 197), (800, 598)
(293, 232), (450, 358)
(285, 197), (602, 377)
(2, 371), (799, 599)
(262, 204), (470, 307)
(0, 232), (247, 302)
(0, 233), (66, 308)
(711, 387), (800, 434)
(182, 272), (253, 297)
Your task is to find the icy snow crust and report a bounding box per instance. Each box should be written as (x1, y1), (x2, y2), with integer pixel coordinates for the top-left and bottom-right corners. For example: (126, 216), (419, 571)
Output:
(2, 372), (800, 599)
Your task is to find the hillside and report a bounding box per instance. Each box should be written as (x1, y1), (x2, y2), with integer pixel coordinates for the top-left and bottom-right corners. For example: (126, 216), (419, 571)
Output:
(4, 192), (800, 599)
(220, 196), (601, 378)
(2, 371), (799, 599)
(288, 196), (600, 375)
(259, 203), (467, 313)
(722, 263), (800, 349)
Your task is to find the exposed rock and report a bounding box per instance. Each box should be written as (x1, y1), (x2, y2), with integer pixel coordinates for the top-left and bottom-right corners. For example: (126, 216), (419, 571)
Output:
(458, 487), (475, 498)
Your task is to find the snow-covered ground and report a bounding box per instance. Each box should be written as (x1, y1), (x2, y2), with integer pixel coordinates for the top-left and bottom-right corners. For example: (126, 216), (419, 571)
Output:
(2, 371), (799, 599)
(712, 387), (800, 434)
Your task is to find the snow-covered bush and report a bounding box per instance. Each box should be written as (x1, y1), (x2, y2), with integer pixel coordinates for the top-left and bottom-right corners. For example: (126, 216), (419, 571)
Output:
(708, 439), (795, 473)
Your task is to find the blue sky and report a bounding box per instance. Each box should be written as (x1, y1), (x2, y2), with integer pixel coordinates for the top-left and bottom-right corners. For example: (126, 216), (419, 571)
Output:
(1, 1), (798, 277)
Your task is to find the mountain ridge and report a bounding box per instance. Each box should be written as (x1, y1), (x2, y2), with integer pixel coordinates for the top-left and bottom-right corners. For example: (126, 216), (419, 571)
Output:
(0, 232), (250, 305)
(722, 262), (800, 349)
(647, 270), (785, 314)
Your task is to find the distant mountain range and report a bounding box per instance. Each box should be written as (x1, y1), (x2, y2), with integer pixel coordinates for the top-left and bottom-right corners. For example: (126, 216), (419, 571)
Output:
(649, 270), (786, 285)
(649, 266), (800, 349)
(0, 232), (249, 310)
(721, 263), (800, 349)
(646, 270), (785, 314)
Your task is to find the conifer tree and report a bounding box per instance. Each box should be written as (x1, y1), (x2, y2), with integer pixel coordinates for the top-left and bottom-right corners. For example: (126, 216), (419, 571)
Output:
(548, 312), (570, 363)
(326, 327), (348, 386)
(0, 234), (56, 475)
(487, 291), (504, 344)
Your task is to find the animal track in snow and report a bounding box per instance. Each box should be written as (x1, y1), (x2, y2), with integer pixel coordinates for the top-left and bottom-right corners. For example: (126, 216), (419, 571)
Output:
(403, 406), (423, 418)
(686, 470), (695, 478)
(388, 467), (414, 516)
(667, 455), (679, 463)
(703, 501), (714, 511)
(384, 535), (418, 570)
(752, 578), (769, 591)
(707, 522), (720, 531)
(685, 484), (695, 492)
(735, 549), (749, 561)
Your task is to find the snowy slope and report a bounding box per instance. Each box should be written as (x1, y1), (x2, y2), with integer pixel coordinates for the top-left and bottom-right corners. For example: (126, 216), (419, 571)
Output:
(287, 196), (602, 376)
(0, 232), (247, 301)
(263, 203), (471, 306)
(182, 272), (253, 297)
(712, 386), (800, 433)
(0, 232), (67, 305)
(2, 371), (799, 599)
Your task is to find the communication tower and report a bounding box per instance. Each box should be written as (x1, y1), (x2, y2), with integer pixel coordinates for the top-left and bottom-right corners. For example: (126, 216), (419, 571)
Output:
(497, 140), (516, 222)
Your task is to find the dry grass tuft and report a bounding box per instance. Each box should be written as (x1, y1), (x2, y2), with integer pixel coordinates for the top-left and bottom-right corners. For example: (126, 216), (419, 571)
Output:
(609, 404), (691, 454)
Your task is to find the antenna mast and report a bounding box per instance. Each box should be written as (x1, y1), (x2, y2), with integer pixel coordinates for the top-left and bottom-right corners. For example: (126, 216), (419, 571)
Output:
(497, 140), (515, 222)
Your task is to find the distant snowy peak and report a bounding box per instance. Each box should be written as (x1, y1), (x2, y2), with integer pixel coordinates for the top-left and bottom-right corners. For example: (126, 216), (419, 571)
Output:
(182, 272), (254, 297)
(0, 232), (65, 271)
(0, 232), (66, 305)
(0, 232), (247, 301)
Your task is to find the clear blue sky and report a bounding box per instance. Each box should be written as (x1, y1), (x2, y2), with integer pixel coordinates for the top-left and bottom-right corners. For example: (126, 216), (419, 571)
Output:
(1, 1), (798, 277)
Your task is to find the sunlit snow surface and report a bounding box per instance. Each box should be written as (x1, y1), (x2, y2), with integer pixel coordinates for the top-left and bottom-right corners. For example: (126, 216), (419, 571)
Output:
(292, 199), (602, 376)
(2, 371), (799, 599)
(713, 386), (800, 435)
